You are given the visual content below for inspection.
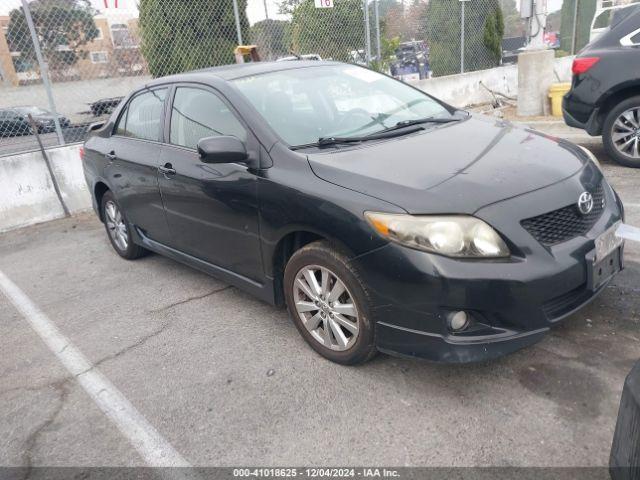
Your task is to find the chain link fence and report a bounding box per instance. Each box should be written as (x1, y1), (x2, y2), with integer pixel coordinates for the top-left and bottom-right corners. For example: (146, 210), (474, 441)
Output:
(0, 0), (598, 157)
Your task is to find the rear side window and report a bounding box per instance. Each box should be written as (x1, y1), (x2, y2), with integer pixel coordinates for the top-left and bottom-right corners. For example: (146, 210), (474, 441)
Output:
(169, 87), (247, 150)
(115, 88), (167, 141)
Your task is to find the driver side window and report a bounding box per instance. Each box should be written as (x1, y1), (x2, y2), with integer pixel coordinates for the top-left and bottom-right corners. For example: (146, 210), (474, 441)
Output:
(169, 87), (247, 150)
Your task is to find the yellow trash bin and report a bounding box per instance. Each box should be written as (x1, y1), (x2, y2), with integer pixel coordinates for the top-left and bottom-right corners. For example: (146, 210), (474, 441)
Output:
(549, 82), (571, 117)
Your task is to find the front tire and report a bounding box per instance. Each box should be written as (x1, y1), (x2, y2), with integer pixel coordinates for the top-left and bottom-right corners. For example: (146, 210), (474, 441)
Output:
(603, 96), (640, 168)
(101, 190), (147, 260)
(283, 241), (377, 365)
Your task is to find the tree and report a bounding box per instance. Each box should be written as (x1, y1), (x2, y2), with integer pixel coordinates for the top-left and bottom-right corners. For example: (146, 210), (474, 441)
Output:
(500, 0), (525, 37)
(559, 0), (596, 54)
(382, 0), (430, 42)
(250, 19), (291, 60)
(370, 35), (401, 72)
(139, 0), (250, 77)
(424, 0), (504, 76)
(289, 0), (366, 62)
(6, 0), (99, 78)
(483, 4), (504, 64)
(278, 0), (304, 15)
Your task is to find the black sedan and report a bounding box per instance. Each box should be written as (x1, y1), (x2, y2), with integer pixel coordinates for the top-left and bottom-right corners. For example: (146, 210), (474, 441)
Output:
(82, 61), (624, 364)
(0, 108), (32, 137)
(12, 106), (71, 133)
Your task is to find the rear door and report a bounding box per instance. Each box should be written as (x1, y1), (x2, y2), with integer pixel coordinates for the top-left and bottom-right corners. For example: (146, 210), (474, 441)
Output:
(157, 84), (263, 282)
(104, 87), (172, 245)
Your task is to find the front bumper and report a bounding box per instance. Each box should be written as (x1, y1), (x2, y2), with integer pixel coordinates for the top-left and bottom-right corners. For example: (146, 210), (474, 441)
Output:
(355, 173), (624, 363)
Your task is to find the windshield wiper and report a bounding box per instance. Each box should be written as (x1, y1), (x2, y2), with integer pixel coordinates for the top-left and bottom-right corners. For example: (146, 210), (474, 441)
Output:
(317, 124), (425, 147)
(381, 116), (462, 133)
(315, 116), (461, 148)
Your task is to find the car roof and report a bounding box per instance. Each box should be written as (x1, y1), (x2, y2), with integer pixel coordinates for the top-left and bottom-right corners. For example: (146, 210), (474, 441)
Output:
(145, 60), (343, 86)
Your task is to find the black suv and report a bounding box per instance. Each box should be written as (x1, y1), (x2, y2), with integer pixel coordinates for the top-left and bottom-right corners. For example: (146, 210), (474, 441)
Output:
(563, 6), (640, 167)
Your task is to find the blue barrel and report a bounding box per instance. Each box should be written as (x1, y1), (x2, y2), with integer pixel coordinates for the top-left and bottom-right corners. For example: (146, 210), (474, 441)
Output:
(611, 360), (640, 480)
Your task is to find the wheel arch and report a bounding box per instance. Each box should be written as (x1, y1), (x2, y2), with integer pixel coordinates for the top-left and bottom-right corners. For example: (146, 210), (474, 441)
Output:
(270, 228), (354, 306)
(94, 181), (110, 222)
(595, 83), (640, 134)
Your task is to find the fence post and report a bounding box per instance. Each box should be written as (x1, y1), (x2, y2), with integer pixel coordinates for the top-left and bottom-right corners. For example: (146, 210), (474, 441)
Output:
(460, 0), (465, 74)
(374, 0), (381, 63)
(363, 0), (372, 65)
(21, 0), (65, 146)
(571, 0), (580, 55)
(232, 0), (243, 46)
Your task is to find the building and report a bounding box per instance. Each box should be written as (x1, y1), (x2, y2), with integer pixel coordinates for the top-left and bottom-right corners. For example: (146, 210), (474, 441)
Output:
(0, 16), (21, 86)
(0, 12), (146, 87)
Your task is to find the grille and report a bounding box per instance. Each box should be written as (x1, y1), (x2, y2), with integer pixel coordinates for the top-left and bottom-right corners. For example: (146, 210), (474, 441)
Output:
(521, 184), (605, 247)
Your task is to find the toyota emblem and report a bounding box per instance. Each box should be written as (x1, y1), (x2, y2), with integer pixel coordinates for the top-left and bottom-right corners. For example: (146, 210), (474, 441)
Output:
(578, 191), (594, 215)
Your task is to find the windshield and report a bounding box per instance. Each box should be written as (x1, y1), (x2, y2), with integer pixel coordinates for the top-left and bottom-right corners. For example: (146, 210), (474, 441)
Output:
(232, 64), (451, 146)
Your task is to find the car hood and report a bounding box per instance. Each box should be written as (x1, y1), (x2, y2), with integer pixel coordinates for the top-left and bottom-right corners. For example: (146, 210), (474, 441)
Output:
(306, 115), (588, 214)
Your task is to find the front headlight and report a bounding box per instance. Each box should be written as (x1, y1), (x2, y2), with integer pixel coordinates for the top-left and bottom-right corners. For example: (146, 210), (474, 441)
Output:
(365, 212), (510, 258)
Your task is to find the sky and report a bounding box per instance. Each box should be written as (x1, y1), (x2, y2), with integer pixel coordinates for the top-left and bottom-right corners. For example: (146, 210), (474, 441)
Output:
(0, 0), (579, 23)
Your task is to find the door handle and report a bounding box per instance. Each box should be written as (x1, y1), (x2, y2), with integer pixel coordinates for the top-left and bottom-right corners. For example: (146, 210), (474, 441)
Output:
(105, 151), (116, 161)
(158, 163), (176, 176)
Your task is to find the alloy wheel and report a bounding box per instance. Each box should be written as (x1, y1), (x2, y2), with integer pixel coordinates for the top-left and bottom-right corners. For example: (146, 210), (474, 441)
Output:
(293, 265), (359, 351)
(105, 200), (129, 251)
(611, 107), (640, 159)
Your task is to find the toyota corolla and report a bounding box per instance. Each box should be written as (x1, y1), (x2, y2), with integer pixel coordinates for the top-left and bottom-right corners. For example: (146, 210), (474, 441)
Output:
(82, 61), (624, 364)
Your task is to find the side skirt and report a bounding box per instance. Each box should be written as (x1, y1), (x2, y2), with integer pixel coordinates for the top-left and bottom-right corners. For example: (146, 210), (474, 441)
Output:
(133, 227), (277, 305)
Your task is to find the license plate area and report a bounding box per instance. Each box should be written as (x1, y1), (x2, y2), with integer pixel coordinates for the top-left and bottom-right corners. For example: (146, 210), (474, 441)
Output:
(588, 247), (622, 291)
(595, 221), (623, 261)
(587, 221), (623, 291)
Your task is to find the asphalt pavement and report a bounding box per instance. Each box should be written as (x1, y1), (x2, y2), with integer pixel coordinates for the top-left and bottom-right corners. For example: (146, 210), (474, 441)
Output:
(0, 129), (639, 469)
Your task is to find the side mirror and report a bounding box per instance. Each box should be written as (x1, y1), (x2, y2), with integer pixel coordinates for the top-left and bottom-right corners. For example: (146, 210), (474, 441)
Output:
(197, 136), (248, 164)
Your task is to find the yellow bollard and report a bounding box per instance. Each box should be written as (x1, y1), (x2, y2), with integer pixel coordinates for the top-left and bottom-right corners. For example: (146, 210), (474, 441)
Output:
(548, 82), (572, 117)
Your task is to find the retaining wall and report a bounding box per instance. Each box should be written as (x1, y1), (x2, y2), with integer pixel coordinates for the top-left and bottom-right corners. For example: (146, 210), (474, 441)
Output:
(411, 55), (574, 107)
(0, 144), (92, 232)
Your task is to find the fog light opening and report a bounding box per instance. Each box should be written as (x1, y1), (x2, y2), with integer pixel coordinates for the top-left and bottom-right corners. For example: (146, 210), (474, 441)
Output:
(448, 311), (470, 332)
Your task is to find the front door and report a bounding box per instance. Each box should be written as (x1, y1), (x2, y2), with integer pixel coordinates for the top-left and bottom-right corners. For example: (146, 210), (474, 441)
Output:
(158, 85), (263, 282)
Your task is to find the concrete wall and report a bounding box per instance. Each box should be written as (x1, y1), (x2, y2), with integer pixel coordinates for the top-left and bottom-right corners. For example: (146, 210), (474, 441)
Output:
(411, 55), (575, 108)
(0, 144), (93, 233)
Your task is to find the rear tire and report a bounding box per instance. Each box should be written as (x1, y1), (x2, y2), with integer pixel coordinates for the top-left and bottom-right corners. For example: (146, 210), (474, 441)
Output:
(283, 240), (377, 365)
(603, 96), (640, 168)
(100, 190), (147, 260)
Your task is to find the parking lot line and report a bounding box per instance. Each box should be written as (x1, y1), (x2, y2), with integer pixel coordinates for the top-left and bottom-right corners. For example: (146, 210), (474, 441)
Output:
(0, 268), (190, 468)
